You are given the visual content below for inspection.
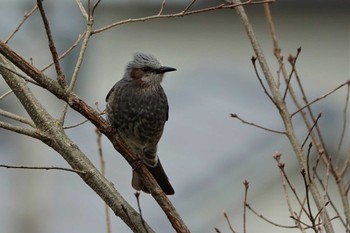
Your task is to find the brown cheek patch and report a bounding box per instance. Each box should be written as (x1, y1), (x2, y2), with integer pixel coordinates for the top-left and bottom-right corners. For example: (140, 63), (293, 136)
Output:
(130, 68), (148, 87)
(130, 68), (144, 80)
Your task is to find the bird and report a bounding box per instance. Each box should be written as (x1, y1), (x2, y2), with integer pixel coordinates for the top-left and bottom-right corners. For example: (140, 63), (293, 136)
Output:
(105, 52), (176, 195)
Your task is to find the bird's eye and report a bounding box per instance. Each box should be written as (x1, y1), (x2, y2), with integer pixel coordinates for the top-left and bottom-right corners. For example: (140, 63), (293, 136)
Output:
(142, 67), (152, 72)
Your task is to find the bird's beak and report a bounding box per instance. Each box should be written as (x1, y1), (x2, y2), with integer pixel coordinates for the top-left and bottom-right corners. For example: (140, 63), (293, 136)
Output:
(158, 66), (177, 73)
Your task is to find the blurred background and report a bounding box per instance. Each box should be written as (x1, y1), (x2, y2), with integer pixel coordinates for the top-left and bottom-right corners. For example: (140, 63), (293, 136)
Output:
(0, 0), (350, 232)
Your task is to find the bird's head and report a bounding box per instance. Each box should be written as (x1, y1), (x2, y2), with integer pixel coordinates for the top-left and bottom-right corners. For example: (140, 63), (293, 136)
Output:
(124, 53), (176, 87)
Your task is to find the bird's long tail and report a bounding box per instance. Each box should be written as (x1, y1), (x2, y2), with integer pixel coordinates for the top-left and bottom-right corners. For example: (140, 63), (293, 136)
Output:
(132, 159), (175, 195)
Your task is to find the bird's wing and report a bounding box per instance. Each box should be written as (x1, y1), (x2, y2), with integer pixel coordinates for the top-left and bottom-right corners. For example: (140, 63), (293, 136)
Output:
(105, 85), (115, 102)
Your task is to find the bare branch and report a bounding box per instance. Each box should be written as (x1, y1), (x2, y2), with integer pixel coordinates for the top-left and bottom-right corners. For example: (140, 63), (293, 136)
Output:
(230, 113), (286, 134)
(243, 173), (297, 229)
(0, 120), (41, 139)
(41, 32), (85, 72)
(92, 0), (273, 34)
(59, 24), (93, 125)
(0, 89), (13, 100)
(232, 1), (335, 231)
(92, 0), (102, 16)
(243, 180), (249, 233)
(96, 128), (111, 233)
(69, 28), (92, 92)
(63, 104), (103, 129)
(37, 0), (66, 87)
(273, 153), (310, 219)
(0, 46), (156, 233)
(181, 0), (197, 14)
(289, 216), (313, 228)
(315, 171), (348, 228)
(251, 56), (277, 106)
(273, 152), (306, 232)
(0, 40), (188, 233)
(4, 4), (38, 43)
(0, 63), (39, 86)
(301, 169), (317, 231)
(301, 113), (322, 149)
(0, 108), (35, 127)
(337, 83), (350, 153)
(282, 47), (301, 101)
(135, 192), (150, 233)
(223, 210), (237, 233)
(306, 143), (313, 184)
(63, 119), (89, 129)
(0, 164), (85, 174)
(75, 0), (89, 21)
(158, 0), (167, 15)
(246, 203), (298, 229)
(339, 148), (350, 178)
(291, 80), (350, 117)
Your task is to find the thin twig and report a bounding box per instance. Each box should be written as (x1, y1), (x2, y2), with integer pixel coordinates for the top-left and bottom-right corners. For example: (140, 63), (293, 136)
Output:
(320, 158), (331, 232)
(291, 61), (325, 153)
(273, 154), (310, 219)
(158, 0), (167, 15)
(4, 4), (38, 43)
(63, 119), (89, 129)
(88, 0), (92, 20)
(291, 80), (350, 117)
(135, 192), (150, 233)
(96, 128), (111, 233)
(339, 148), (350, 178)
(230, 113), (286, 134)
(291, 59), (339, 194)
(315, 171), (348, 228)
(75, 0), (89, 21)
(92, 0), (273, 34)
(0, 121), (41, 138)
(69, 27), (92, 91)
(273, 152), (304, 230)
(337, 83), (350, 153)
(0, 109), (35, 127)
(0, 164), (85, 174)
(251, 56), (277, 106)
(181, 0), (197, 14)
(223, 211), (237, 233)
(0, 89), (13, 100)
(37, 0), (66, 87)
(301, 169), (317, 232)
(263, 2), (279, 60)
(246, 203), (298, 229)
(306, 142), (313, 184)
(243, 180), (249, 233)
(92, 0), (102, 16)
(41, 33), (85, 72)
(0, 63), (39, 86)
(289, 216), (312, 228)
(301, 113), (322, 149)
(282, 47), (301, 101)
(59, 21), (93, 125)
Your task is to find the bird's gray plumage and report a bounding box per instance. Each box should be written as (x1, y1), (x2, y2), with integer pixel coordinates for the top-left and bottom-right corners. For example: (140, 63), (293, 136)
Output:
(106, 53), (176, 195)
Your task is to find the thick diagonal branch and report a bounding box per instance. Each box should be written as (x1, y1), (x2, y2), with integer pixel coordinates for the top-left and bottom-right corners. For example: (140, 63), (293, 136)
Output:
(0, 54), (155, 233)
(0, 41), (189, 233)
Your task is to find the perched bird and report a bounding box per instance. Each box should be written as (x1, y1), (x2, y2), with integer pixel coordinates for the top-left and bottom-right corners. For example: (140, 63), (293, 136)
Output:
(105, 53), (176, 195)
